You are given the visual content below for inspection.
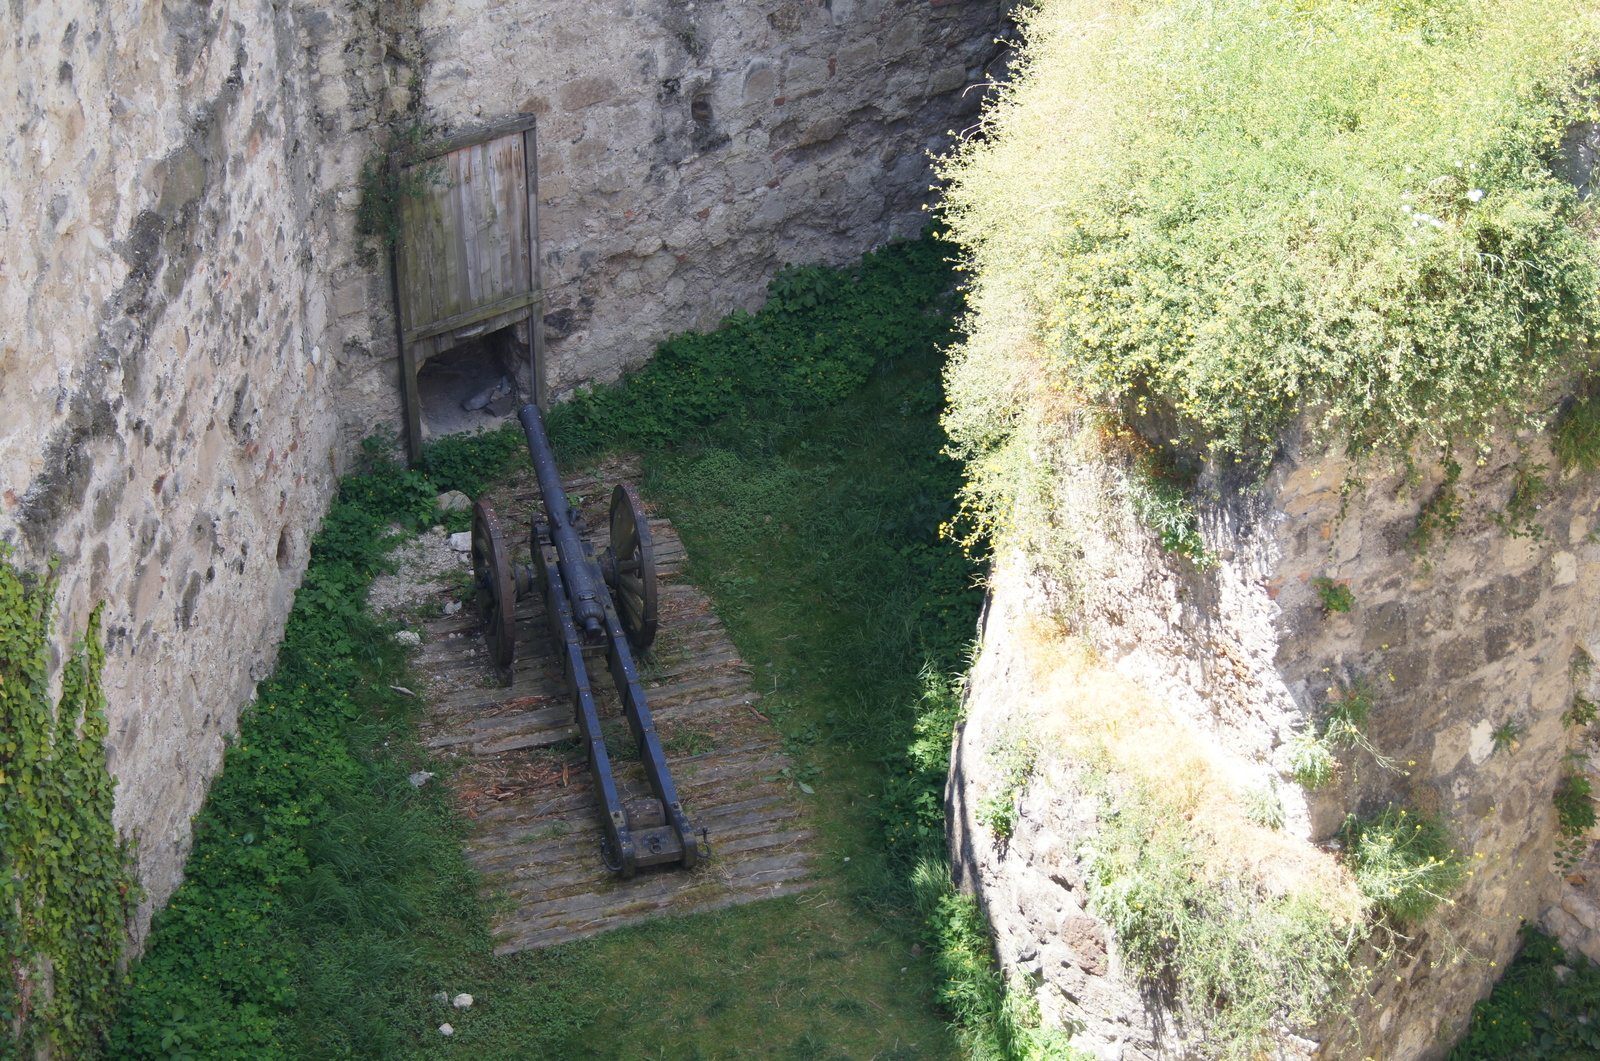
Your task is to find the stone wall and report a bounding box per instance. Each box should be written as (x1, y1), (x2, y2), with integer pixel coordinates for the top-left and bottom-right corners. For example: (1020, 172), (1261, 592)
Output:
(950, 425), (1600, 1058)
(0, 0), (419, 936)
(1, 0), (1011, 945)
(349, 0), (1010, 415)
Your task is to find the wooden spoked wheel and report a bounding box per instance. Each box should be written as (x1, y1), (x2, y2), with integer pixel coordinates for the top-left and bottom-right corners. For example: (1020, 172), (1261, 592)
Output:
(605, 483), (658, 651)
(471, 499), (516, 668)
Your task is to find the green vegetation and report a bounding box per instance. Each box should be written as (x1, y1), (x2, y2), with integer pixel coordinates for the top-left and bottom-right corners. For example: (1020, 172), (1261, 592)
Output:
(546, 238), (958, 456)
(1552, 774), (1595, 872)
(1448, 926), (1600, 1060)
(1407, 458), (1464, 563)
(1491, 718), (1526, 754)
(1242, 782), (1287, 831)
(1313, 576), (1355, 614)
(941, 0), (1600, 560)
(1553, 389), (1600, 474)
(1489, 462), (1552, 541)
(1084, 780), (1360, 1060)
(1289, 679), (1392, 789)
(108, 233), (1059, 1059)
(0, 552), (139, 1060)
(1339, 805), (1465, 926)
(912, 864), (1089, 1061)
(355, 122), (445, 253)
(1560, 696), (1597, 728)
(975, 736), (1040, 842)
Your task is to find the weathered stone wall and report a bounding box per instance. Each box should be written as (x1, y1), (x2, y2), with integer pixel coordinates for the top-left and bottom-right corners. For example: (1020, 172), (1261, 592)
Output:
(0, 0), (419, 936)
(1, 0), (1011, 945)
(950, 426), (1600, 1058)
(340, 0), (1010, 417)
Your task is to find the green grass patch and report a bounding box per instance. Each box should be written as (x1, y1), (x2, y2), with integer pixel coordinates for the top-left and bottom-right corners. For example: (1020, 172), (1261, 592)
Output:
(110, 232), (1035, 1059)
(1448, 926), (1600, 1060)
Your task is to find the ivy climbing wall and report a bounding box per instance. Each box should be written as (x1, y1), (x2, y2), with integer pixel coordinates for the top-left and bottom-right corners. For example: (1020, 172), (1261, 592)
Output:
(0, 0), (421, 937)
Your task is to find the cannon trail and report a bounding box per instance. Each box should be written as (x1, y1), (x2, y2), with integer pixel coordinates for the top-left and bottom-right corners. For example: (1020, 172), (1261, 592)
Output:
(413, 456), (817, 952)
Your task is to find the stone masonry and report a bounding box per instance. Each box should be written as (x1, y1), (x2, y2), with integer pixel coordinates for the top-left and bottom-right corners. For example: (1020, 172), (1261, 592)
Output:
(373, 0), (1011, 407)
(950, 424), (1600, 1058)
(0, 0), (420, 937)
(1, 0), (1010, 940)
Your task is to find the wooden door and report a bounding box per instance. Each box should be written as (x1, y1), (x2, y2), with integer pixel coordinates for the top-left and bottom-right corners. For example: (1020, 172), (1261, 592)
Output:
(390, 115), (544, 461)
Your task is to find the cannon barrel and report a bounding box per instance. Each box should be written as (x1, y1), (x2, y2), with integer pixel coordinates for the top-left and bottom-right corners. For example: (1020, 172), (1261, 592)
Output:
(518, 403), (607, 638)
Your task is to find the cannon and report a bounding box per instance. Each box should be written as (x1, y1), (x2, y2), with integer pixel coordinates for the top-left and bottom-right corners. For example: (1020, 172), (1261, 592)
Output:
(468, 403), (704, 876)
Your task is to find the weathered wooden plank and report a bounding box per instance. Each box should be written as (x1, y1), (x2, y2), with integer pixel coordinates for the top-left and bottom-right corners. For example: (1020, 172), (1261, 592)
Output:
(395, 113), (539, 167)
(409, 462), (817, 951)
(491, 880), (816, 954)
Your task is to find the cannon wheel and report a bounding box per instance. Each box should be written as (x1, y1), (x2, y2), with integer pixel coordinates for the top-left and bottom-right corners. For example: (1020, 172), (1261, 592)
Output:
(606, 483), (658, 651)
(471, 499), (517, 668)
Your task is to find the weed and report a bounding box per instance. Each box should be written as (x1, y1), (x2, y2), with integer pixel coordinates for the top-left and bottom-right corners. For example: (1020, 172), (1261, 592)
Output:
(1489, 462), (1550, 541)
(1491, 718), (1525, 754)
(940, 0), (1600, 470)
(0, 560), (140, 1059)
(1552, 775), (1596, 872)
(1243, 782), (1286, 831)
(1289, 734), (1339, 790)
(1562, 696), (1597, 727)
(1554, 391), (1600, 474)
(976, 737), (1040, 841)
(418, 420), (530, 497)
(1407, 458), (1464, 562)
(1123, 471), (1212, 564)
(1340, 805), (1465, 926)
(1312, 576), (1355, 614)
(911, 862), (1090, 1061)
(1084, 780), (1359, 1059)
(1289, 678), (1392, 790)
(443, 565), (476, 607)
(661, 730), (716, 757)
(354, 121), (446, 251)
(1447, 925), (1600, 1060)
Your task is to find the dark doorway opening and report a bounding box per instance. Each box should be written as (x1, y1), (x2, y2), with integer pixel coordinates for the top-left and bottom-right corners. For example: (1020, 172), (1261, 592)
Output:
(416, 325), (533, 440)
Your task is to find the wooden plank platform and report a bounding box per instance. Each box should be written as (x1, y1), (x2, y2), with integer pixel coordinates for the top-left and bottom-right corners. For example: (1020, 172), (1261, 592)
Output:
(412, 459), (815, 953)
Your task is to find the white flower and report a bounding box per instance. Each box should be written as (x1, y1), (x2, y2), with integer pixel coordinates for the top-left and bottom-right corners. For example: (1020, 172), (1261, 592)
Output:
(453, 993), (474, 1008)
(439, 1024), (455, 1036)
(1467, 188), (1485, 202)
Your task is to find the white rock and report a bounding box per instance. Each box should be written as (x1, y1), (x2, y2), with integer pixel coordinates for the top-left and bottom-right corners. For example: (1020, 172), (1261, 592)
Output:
(439, 1023), (454, 1036)
(1467, 719), (1495, 766)
(438, 490), (472, 512)
(452, 993), (474, 1008)
(408, 771), (435, 788)
(449, 531), (472, 552)
(443, 600), (463, 616)
(393, 630), (422, 646)
(433, 991), (449, 1004)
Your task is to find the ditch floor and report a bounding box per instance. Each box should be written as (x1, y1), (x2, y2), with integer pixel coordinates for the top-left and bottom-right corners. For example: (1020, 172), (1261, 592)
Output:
(409, 457), (816, 953)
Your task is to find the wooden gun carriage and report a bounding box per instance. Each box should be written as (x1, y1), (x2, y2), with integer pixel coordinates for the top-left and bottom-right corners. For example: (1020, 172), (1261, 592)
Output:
(467, 404), (704, 876)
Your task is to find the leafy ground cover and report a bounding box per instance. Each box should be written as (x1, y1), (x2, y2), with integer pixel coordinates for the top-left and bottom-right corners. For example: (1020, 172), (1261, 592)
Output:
(108, 232), (1030, 1059)
(1448, 927), (1600, 1060)
(943, 0), (1600, 471)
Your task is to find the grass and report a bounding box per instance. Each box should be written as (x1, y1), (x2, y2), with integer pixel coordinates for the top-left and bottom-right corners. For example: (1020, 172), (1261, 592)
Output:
(111, 235), (999, 1059)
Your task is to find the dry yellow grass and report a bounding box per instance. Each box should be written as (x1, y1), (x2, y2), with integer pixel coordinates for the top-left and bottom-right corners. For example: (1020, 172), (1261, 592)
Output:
(1013, 616), (1365, 916)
